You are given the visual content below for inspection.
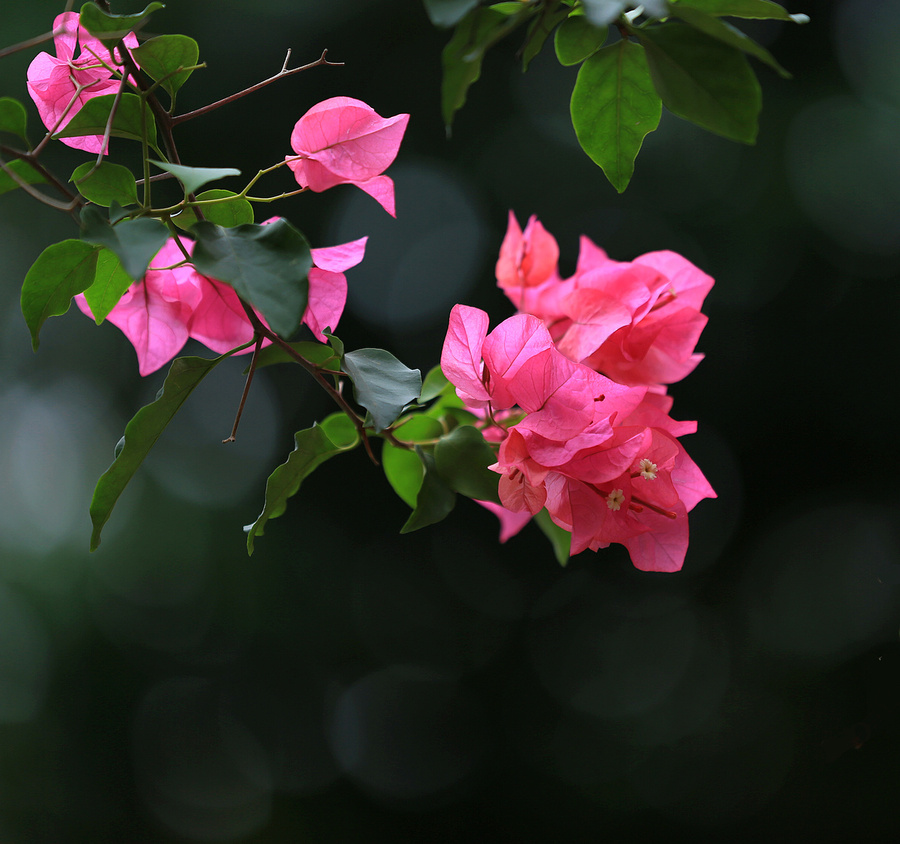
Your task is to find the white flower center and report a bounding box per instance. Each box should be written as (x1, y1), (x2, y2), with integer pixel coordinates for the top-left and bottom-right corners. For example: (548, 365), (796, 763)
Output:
(606, 489), (625, 511)
(639, 458), (658, 480)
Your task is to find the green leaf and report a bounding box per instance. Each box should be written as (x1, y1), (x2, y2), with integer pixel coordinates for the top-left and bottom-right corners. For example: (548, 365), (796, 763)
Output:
(55, 93), (159, 151)
(245, 414), (359, 554)
(79, 1), (165, 44)
(571, 39), (661, 192)
(173, 189), (254, 230)
(342, 348), (422, 433)
(0, 158), (46, 197)
(392, 415), (444, 443)
(638, 22), (761, 143)
(419, 365), (450, 403)
(555, 15), (608, 65)
(441, 7), (522, 130)
(71, 161), (139, 206)
(324, 330), (345, 360)
(434, 425), (500, 502)
(535, 508), (572, 565)
(21, 240), (98, 350)
(131, 34), (199, 101)
(400, 448), (456, 533)
(251, 339), (339, 372)
(520, 5), (569, 71)
(423, 0), (480, 27)
(383, 443), (426, 508)
(82, 248), (133, 323)
(151, 160), (241, 196)
(191, 219), (312, 338)
(671, 3), (790, 77)
(90, 353), (226, 551)
(0, 97), (29, 144)
(80, 206), (169, 280)
(671, 0), (808, 22)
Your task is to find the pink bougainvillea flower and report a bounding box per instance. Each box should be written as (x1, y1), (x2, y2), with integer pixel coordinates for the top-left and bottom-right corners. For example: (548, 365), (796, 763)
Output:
(440, 304), (715, 571)
(27, 12), (139, 154)
(285, 96), (409, 216)
(496, 213), (714, 387)
(77, 232), (368, 375)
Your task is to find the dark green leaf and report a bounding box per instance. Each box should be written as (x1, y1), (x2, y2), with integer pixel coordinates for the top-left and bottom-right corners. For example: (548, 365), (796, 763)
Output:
(108, 201), (133, 223)
(434, 425), (500, 502)
(151, 160), (241, 196)
(638, 22), (761, 143)
(535, 508), (571, 565)
(343, 348), (422, 433)
(555, 15), (608, 65)
(672, 0), (808, 22)
(324, 330), (345, 360)
(400, 448), (456, 533)
(0, 158), (46, 197)
(80, 206), (169, 280)
(520, 5), (569, 71)
(131, 34), (200, 101)
(571, 39), (661, 192)
(90, 353), (226, 550)
(419, 365), (450, 403)
(245, 413), (359, 554)
(382, 442), (425, 508)
(82, 248), (133, 323)
(671, 3), (790, 77)
(174, 189), (254, 230)
(423, 0), (480, 27)
(79, 1), (165, 43)
(21, 240), (97, 350)
(191, 219), (312, 338)
(0, 97), (29, 144)
(441, 7), (522, 129)
(55, 93), (159, 150)
(71, 161), (139, 206)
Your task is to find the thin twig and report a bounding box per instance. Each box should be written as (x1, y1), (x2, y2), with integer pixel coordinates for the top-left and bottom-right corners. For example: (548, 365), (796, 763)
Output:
(171, 50), (342, 126)
(223, 335), (263, 443)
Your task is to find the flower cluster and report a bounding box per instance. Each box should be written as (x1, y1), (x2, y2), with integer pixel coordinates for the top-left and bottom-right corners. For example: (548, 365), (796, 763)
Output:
(76, 230), (367, 376)
(27, 12), (139, 154)
(441, 214), (716, 570)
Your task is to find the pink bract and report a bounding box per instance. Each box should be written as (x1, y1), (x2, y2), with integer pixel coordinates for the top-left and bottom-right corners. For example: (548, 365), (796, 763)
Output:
(497, 213), (714, 388)
(285, 97), (409, 216)
(26, 12), (139, 154)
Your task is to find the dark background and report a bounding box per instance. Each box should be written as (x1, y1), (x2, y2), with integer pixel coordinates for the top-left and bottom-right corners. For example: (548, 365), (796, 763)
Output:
(1, 1), (899, 840)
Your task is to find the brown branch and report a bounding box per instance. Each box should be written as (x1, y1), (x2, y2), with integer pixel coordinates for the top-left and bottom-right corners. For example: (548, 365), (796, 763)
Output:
(171, 49), (343, 127)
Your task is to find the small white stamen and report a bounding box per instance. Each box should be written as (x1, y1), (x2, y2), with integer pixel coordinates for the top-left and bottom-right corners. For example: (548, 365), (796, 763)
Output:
(639, 458), (658, 480)
(607, 489), (625, 511)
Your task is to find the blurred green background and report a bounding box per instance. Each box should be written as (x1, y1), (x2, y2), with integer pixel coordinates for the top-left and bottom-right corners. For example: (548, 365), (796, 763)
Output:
(1, 1), (899, 840)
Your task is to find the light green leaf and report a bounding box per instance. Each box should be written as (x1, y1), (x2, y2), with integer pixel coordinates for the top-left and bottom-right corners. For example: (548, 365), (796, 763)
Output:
(672, 0), (808, 22)
(382, 442), (425, 508)
(71, 161), (139, 206)
(191, 219), (312, 338)
(173, 189), (254, 229)
(638, 22), (761, 143)
(419, 365), (451, 403)
(131, 34), (199, 101)
(82, 248), (133, 324)
(55, 93), (159, 151)
(151, 160), (241, 196)
(245, 413), (359, 554)
(21, 240), (98, 350)
(343, 348), (422, 433)
(90, 353), (227, 550)
(520, 5), (569, 71)
(571, 39), (661, 192)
